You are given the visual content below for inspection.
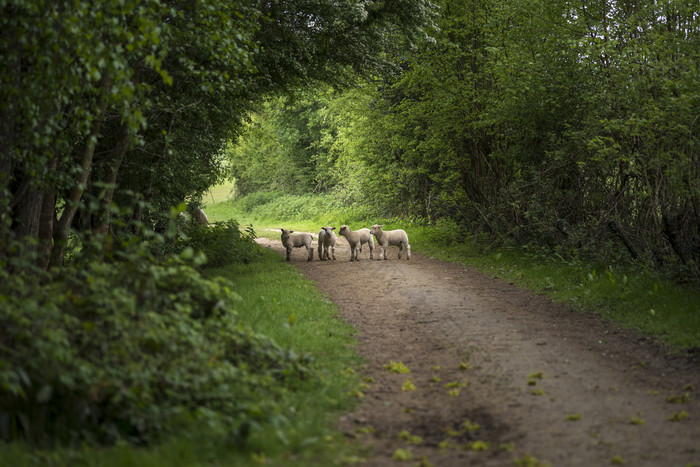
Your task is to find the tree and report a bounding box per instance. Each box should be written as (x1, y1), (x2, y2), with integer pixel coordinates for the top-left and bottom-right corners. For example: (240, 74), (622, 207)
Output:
(1, 0), (436, 268)
(228, 0), (700, 280)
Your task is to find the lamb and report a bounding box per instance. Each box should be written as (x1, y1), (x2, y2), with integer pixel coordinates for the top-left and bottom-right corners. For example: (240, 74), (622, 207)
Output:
(280, 229), (314, 262)
(193, 207), (209, 225)
(338, 225), (375, 261)
(370, 224), (411, 260)
(317, 226), (337, 261)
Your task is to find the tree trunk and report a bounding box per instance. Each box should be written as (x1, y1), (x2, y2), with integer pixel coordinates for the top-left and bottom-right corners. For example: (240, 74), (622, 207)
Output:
(15, 181), (43, 246)
(38, 156), (59, 270)
(607, 220), (640, 261)
(0, 156), (13, 254)
(94, 125), (130, 236)
(49, 76), (111, 268)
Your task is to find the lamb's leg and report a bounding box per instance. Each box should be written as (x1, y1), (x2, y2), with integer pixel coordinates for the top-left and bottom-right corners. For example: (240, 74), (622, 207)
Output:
(398, 243), (404, 259)
(350, 245), (357, 261)
(307, 246), (313, 261)
(406, 244), (411, 260)
(286, 247), (292, 261)
(319, 245), (324, 260)
(369, 241), (374, 259)
(331, 246), (336, 260)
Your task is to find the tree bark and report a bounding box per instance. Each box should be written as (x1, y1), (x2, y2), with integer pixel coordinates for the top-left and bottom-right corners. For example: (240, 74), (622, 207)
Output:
(0, 156), (13, 254)
(49, 76), (111, 268)
(607, 220), (640, 261)
(15, 181), (43, 246)
(94, 125), (130, 236)
(38, 156), (59, 270)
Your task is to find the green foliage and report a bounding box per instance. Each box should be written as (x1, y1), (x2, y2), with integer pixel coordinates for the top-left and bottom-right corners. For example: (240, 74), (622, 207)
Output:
(226, 191), (349, 227)
(1, 0), (439, 461)
(171, 219), (260, 267)
(254, 194), (340, 223)
(1, 248), (362, 465)
(1, 0), (435, 269)
(383, 361), (411, 374)
(0, 248), (313, 446)
(228, 0), (700, 283)
(235, 191), (285, 214)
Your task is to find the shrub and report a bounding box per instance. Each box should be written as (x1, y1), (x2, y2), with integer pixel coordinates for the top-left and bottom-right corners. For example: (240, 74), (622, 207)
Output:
(0, 249), (313, 447)
(172, 219), (260, 267)
(422, 218), (466, 246)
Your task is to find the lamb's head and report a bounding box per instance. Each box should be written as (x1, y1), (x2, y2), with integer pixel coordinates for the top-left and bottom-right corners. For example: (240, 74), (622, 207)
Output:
(280, 228), (293, 241)
(339, 225), (350, 236)
(370, 224), (385, 236)
(321, 226), (336, 235)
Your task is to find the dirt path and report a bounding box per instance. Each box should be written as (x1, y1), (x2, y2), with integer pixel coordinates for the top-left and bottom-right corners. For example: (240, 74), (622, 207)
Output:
(259, 235), (700, 466)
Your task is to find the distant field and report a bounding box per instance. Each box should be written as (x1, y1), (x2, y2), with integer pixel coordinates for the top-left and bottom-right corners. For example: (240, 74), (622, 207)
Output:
(203, 181), (236, 206)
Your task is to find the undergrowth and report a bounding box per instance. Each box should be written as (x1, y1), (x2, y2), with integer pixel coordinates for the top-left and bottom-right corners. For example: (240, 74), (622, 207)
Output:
(1, 211), (363, 465)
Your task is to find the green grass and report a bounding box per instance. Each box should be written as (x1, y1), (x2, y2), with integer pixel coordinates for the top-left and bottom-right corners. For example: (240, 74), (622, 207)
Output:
(408, 225), (700, 350)
(206, 187), (700, 350)
(203, 189), (375, 238)
(4, 248), (365, 467)
(203, 180), (237, 206)
(201, 249), (365, 465)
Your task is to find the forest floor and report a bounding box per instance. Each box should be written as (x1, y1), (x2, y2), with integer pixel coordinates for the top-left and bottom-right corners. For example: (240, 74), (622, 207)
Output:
(257, 235), (700, 467)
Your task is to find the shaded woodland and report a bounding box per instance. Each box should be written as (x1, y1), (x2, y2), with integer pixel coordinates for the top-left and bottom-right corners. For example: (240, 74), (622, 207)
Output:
(231, 0), (700, 282)
(0, 0), (432, 446)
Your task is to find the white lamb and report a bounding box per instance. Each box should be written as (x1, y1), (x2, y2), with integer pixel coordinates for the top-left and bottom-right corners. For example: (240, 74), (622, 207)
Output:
(338, 225), (375, 261)
(370, 224), (411, 260)
(280, 229), (314, 262)
(318, 226), (337, 261)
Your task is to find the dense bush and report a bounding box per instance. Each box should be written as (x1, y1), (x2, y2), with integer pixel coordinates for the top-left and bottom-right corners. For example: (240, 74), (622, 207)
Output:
(172, 219), (260, 267)
(0, 248), (313, 446)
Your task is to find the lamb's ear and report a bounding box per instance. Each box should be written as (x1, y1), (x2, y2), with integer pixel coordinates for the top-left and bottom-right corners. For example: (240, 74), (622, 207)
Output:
(331, 227), (336, 230)
(379, 225), (385, 228)
(290, 230), (295, 233)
